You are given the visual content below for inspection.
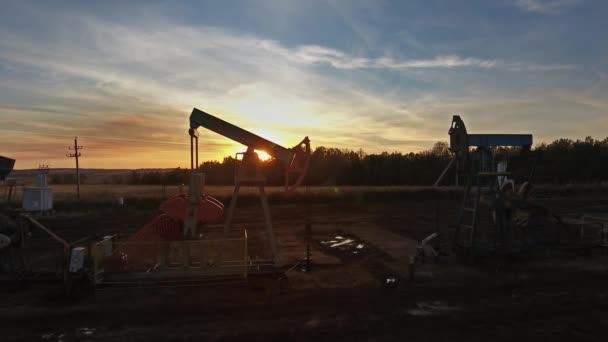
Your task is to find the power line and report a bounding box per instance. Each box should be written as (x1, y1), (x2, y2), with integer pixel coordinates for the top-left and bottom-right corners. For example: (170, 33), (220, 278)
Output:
(66, 137), (83, 200)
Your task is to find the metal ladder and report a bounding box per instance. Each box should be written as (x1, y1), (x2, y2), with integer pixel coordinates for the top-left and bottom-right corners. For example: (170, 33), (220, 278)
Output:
(454, 172), (481, 250)
(453, 170), (510, 252)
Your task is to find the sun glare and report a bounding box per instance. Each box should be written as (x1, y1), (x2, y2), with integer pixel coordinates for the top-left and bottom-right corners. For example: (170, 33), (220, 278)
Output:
(254, 150), (272, 161)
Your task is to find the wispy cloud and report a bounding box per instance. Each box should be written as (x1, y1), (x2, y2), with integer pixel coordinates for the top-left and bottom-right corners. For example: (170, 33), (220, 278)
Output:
(0, 6), (600, 168)
(514, 0), (583, 14)
(276, 44), (499, 69)
(508, 63), (576, 71)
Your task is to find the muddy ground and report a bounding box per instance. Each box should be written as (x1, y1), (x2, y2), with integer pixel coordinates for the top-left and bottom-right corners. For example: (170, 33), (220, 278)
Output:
(2, 190), (608, 341)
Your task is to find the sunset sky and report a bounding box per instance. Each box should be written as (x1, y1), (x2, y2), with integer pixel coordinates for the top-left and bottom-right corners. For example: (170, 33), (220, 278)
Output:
(1, 0), (606, 169)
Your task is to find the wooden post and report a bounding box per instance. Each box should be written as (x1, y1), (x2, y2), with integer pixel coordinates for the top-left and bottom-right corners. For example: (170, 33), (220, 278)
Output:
(305, 205), (312, 272)
(435, 199), (441, 258)
(183, 173), (204, 237)
(259, 185), (279, 266)
(75, 138), (80, 199)
(223, 183), (241, 237)
(455, 158), (459, 186)
(67, 137), (83, 200)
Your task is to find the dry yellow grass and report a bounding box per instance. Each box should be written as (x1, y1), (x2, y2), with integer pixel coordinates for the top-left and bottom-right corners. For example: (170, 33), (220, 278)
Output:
(8, 183), (601, 204)
(40, 184), (455, 202)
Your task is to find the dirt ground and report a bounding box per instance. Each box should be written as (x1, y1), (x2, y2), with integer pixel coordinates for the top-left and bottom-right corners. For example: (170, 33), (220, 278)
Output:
(2, 189), (608, 341)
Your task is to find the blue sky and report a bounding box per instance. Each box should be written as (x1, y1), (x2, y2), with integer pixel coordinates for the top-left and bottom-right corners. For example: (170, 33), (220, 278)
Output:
(0, 0), (606, 168)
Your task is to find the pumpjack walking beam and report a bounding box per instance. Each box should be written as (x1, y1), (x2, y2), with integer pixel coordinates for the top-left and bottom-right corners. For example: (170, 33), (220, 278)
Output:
(189, 108), (311, 192)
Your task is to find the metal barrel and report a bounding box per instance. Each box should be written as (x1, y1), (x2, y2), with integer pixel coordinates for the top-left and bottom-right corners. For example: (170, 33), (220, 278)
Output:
(189, 108), (294, 164)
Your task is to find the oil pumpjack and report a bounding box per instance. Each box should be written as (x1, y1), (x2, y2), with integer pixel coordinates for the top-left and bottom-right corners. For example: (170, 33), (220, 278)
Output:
(187, 108), (311, 266)
(427, 115), (537, 257)
(81, 108), (311, 288)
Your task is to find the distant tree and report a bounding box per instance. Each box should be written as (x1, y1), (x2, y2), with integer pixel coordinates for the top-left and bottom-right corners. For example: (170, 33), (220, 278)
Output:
(430, 141), (451, 158)
(128, 170), (140, 185)
(112, 174), (125, 184)
(95, 136), (608, 186)
(49, 172), (87, 184)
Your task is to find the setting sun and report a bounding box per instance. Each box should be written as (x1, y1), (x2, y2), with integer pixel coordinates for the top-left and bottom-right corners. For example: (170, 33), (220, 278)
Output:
(254, 150), (272, 162)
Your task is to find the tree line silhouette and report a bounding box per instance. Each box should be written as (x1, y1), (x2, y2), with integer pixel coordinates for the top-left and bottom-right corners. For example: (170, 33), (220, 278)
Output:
(117, 136), (608, 186)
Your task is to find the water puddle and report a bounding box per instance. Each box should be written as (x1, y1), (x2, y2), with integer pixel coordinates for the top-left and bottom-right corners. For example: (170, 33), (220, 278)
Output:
(42, 327), (100, 341)
(330, 239), (354, 248)
(406, 301), (463, 317)
(320, 235), (369, 255)
(385, 277), (397, 285)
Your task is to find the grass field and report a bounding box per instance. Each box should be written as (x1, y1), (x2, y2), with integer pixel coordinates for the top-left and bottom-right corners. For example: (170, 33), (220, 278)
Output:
(6, 183), (608, 204)
(3, 181), (608, 341)
(4, 184), (608, 341)
(16, 184), (464, 203)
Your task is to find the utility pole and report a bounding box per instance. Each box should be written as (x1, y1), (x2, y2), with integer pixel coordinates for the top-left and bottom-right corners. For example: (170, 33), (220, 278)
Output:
(66, 137), (83, 199)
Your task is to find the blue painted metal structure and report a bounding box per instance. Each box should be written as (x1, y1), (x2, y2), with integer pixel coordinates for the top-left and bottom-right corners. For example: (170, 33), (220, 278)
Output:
(448, 115), (532, 153)
(467, 134), (533, 148)
(436, 115), (534, 187)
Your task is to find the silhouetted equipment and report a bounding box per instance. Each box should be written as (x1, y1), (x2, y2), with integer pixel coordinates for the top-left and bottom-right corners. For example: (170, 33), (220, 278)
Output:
(0, 156), (15, 181)
(0, 213), (69, 282)
(22, 165), (53, 212)
(189, 108), (311, 266)
(0, 156), (16, 205)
